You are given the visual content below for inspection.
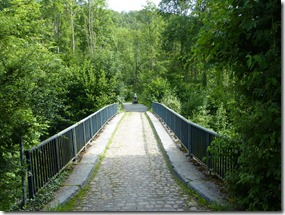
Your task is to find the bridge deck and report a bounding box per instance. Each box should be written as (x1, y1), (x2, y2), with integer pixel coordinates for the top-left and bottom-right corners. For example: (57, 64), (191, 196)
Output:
(75, 111), (204, 211)
(46, 104), (227, 211)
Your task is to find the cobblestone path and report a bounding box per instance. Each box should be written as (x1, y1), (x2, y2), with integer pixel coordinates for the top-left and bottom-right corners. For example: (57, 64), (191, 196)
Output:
(75, 112), (206, 211)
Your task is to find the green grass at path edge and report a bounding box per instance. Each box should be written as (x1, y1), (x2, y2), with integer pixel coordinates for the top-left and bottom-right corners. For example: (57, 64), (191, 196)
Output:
(50, 113), (127, 211)
(144, 112), (228, 211)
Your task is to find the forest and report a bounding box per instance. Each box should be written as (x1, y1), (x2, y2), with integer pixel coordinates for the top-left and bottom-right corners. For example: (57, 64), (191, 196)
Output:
(0, 0), (281, 211)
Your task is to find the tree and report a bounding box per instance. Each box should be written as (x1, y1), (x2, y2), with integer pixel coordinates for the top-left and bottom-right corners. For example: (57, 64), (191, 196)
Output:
(0, 0), (67, 210)
(193, 0), (281, 210)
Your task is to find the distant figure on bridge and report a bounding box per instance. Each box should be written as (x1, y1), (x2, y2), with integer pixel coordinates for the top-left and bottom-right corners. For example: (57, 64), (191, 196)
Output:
(133, 93), (138, 104)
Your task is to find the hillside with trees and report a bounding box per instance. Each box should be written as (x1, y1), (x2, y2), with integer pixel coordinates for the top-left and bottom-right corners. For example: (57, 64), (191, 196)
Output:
(0, 0), (281, 211)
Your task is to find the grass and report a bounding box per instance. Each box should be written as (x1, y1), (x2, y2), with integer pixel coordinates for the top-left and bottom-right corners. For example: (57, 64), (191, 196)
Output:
(51, 112), (126, 211)
(51, 155), (103, 211)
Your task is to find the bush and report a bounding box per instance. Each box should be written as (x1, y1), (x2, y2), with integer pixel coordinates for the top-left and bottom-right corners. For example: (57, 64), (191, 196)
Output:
(162, 94), (181, 114)
(191, 105), (212, 129)
(140, 76), (172, 106)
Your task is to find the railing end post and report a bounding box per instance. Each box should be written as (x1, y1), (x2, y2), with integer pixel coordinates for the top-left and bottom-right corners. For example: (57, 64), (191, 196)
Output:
(24, 150), (35, 199)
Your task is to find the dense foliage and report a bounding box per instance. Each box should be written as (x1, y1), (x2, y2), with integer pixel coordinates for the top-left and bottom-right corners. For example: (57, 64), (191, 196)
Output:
(0, 0), (281, 211)
(0, 0), (118, 210)
(158, 0), (281, 211)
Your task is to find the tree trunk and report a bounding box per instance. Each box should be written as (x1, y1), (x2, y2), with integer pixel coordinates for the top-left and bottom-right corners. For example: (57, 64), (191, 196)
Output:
(71, 9), (75, 54)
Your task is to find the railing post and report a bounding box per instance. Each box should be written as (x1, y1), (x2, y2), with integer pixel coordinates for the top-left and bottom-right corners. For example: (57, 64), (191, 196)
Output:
(206, 133), (211, 170)
(25, 151), (35, 199)
(72, 128), (77, 159)
(55, 139), (60, 172)
(90, 116), (94, 137)
(187, 124), (192, 158)
(101, 111), (103, 127)
(108, 105), (110, 119)
(20, 137), (27, 205)
(83, 122), (86, 146)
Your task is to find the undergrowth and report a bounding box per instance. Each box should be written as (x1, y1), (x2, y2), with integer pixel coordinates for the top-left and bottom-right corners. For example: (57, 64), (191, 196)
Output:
(13, 165), (73, 211)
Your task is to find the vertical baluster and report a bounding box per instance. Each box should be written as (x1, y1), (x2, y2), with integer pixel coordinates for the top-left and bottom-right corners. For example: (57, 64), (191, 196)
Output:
(42, 145), (47, 185)
(46, 142), (51, 180)
(55, 138), (60, 173)
(33, 149), (39, 193)
(188, 124), (192, 157)
(206, 133), (210, 168)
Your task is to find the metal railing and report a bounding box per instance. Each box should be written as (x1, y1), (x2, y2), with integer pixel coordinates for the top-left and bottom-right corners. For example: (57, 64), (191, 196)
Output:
(25, 103), (118, 198)
(152, 102), (232, 179)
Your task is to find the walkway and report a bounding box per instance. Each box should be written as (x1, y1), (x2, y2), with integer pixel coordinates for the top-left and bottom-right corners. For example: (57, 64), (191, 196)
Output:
(74, 111), (206, 211)
(46, 103), (227, 211)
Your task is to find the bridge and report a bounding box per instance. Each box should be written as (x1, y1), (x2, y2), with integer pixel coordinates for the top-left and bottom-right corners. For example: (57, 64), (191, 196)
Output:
(24, 103), (230, 211)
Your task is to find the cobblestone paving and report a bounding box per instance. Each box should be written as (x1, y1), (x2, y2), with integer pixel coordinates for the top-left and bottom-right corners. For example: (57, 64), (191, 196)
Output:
(75, 112), (207, 211)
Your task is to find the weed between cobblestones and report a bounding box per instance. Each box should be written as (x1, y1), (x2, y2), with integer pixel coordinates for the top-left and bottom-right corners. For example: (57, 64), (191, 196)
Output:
(52, 113), (127, 211)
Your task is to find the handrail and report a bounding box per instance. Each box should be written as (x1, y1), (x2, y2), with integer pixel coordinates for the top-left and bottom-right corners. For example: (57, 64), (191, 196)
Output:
(156, 102), (218, 136)
(32, 104), (116, 150)
(31, 124), (77, 150)
(25, 103), (118, 198)
(152, 102), (230, 179)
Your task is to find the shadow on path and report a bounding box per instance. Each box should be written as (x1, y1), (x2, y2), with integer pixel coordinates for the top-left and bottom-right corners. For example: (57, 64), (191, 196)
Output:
(123, 103), (149, 112)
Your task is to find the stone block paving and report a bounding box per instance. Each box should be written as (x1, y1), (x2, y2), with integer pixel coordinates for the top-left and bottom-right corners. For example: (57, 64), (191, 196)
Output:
(74, 112), (207, 211)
